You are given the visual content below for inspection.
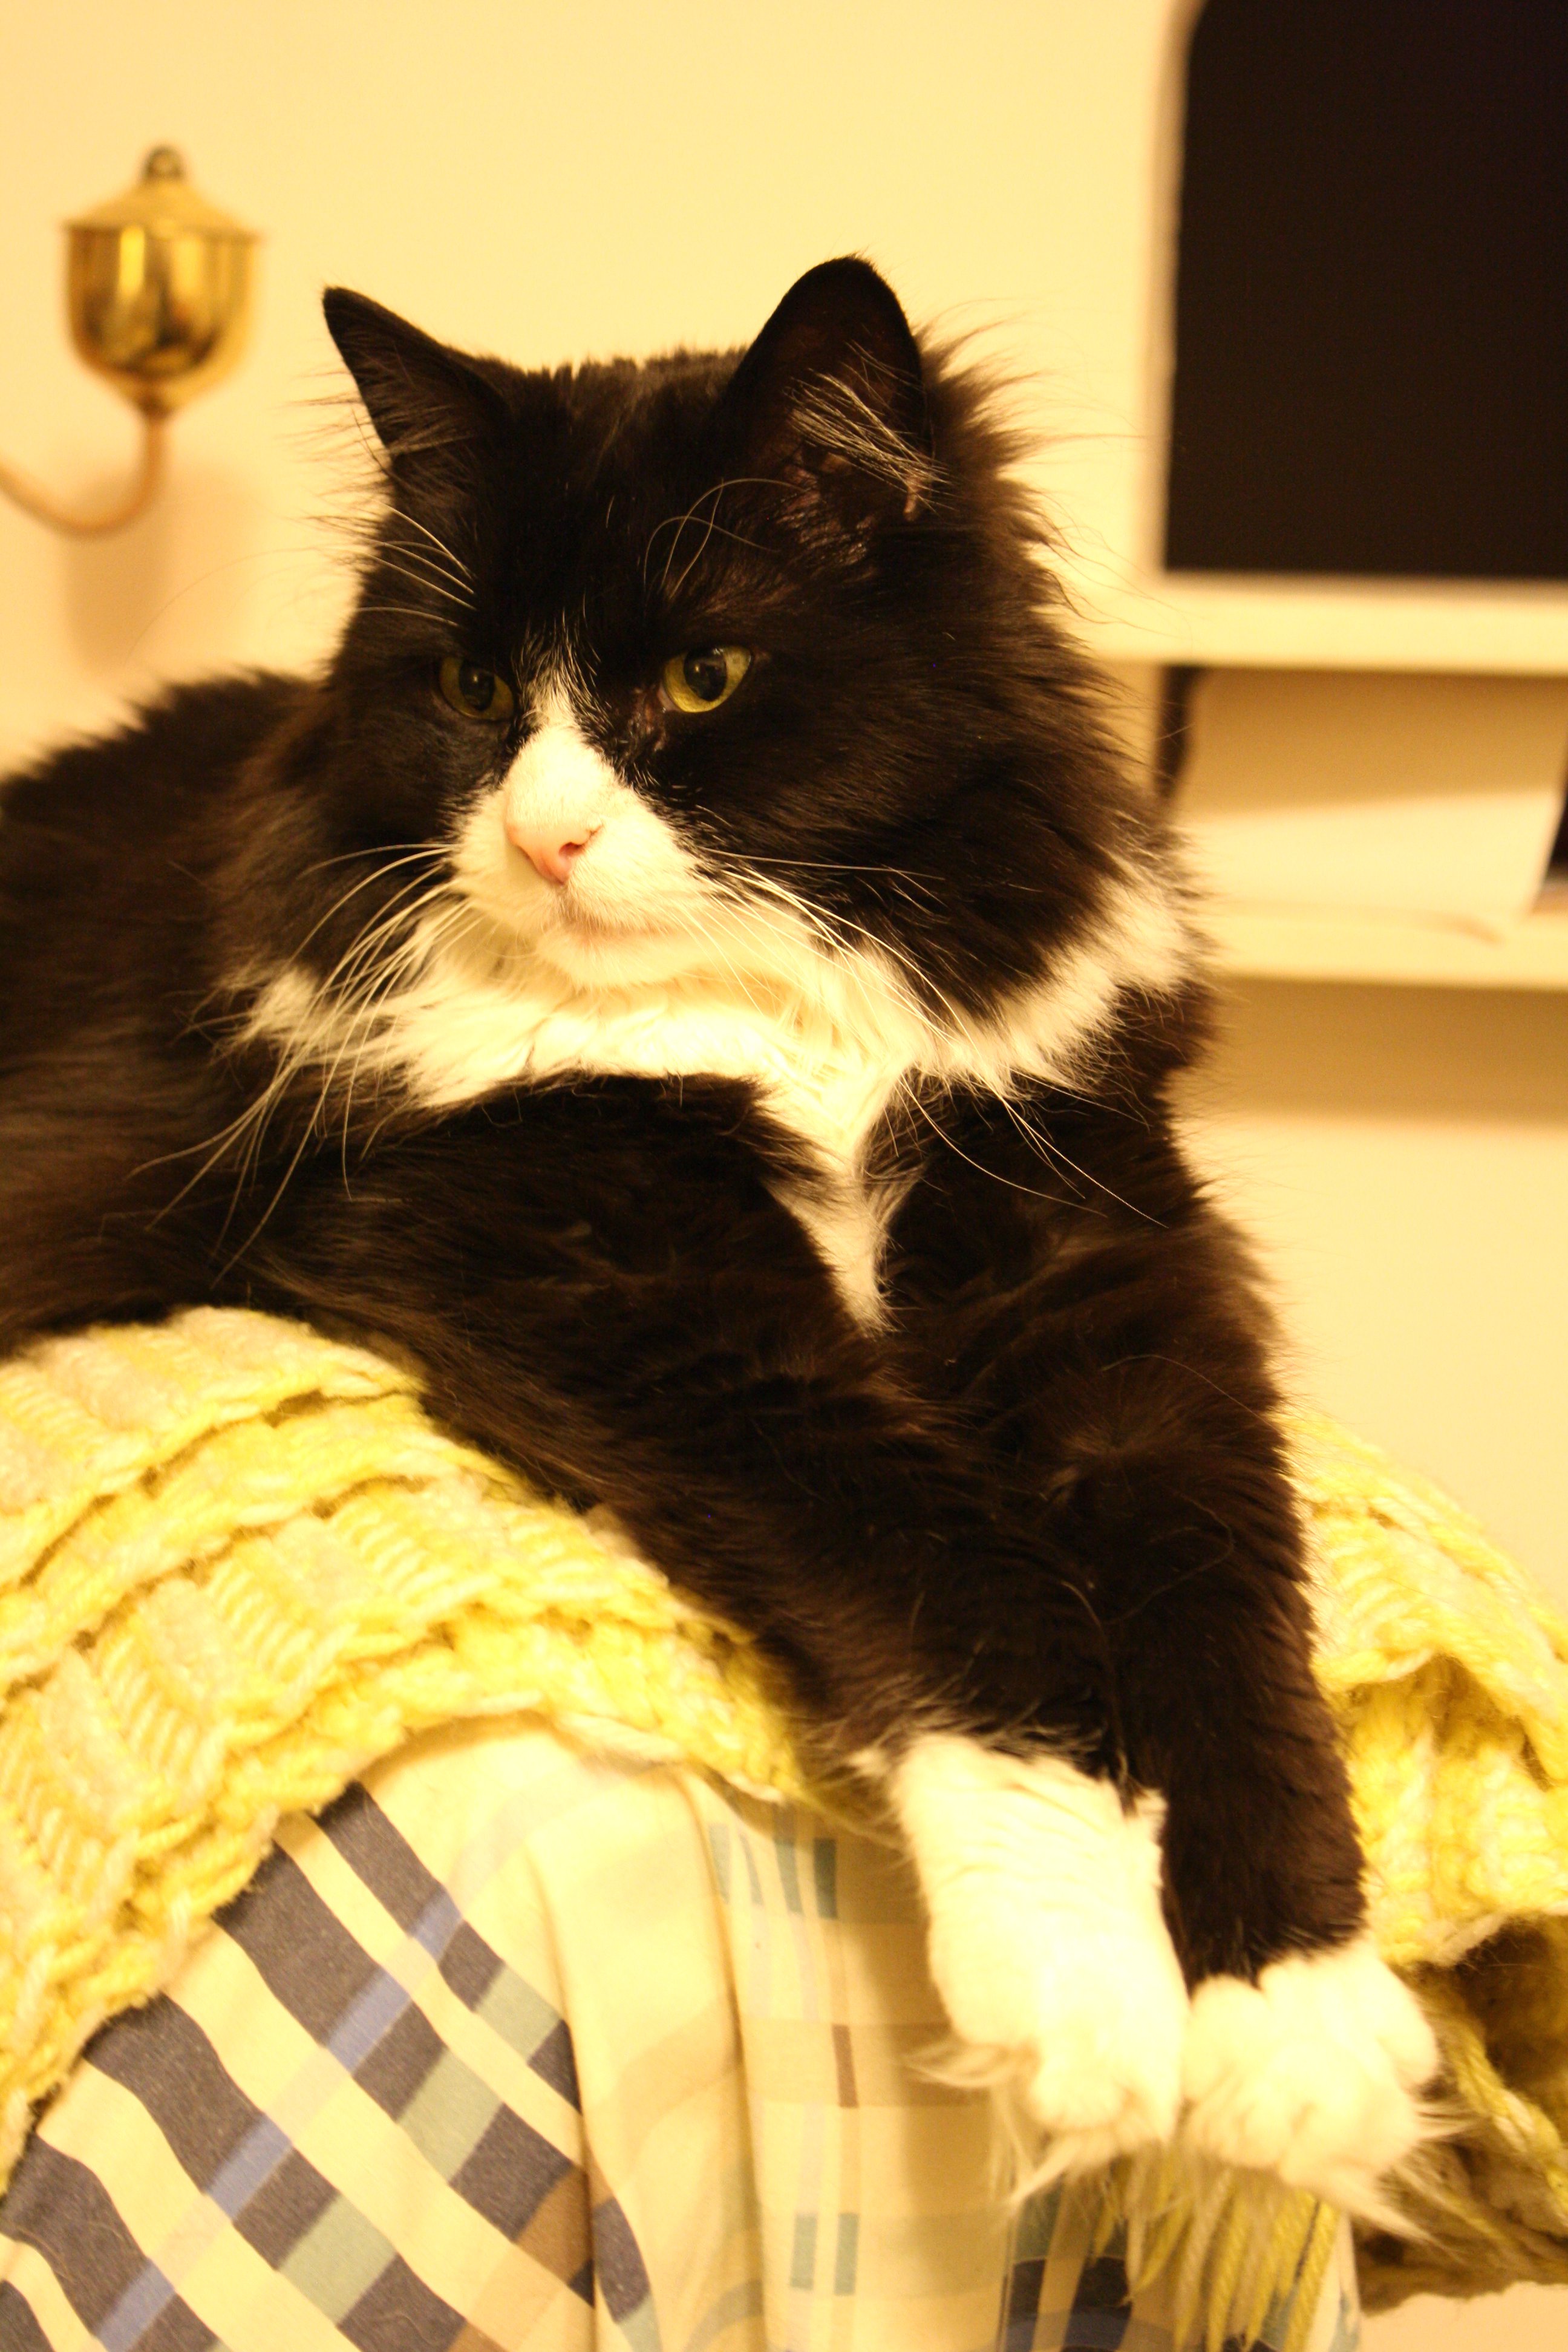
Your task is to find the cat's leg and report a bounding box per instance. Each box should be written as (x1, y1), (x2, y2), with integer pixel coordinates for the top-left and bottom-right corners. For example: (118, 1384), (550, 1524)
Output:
(893, 1108), (1438, 2209)
(1098, 1434), (1439, 2214)
(889, 1735), (1189, 2176)
(1138, 1630), (1438, 2212)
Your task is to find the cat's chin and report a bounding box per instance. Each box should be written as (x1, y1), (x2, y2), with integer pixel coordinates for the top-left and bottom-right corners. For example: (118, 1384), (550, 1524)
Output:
(531, 913), (696, 990)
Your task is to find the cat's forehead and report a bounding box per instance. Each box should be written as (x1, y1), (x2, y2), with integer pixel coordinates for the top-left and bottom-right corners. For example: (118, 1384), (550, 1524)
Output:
(447, 348), (771, 632)
(501, 351), (731, 514)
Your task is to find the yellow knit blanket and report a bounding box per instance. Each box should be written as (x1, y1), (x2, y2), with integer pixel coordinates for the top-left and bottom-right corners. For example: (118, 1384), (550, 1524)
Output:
(1, 1307), (1565, 2318)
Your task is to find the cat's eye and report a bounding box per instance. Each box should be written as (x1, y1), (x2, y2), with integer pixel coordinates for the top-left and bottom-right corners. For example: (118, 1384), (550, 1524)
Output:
(660, 645), (751, 714)
(437, 656), (515, 722)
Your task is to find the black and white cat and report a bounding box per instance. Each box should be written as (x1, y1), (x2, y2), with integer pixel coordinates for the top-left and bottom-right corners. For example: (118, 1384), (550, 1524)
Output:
(0, 259), (1435, 2209)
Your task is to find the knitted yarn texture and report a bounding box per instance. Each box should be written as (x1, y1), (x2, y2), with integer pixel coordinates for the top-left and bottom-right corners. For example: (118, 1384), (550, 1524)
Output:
(1, 1308), (1565, 2319)
(0, 1309), (816, 2183)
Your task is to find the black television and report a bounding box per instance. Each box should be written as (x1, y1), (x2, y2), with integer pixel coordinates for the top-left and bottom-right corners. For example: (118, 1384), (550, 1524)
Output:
(1163, 0), (1568, 584)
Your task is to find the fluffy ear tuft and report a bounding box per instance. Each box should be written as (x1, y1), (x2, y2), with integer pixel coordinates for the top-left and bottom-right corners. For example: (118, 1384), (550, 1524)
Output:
(720, 257), (935, 535)
(323, 289), (512, 478)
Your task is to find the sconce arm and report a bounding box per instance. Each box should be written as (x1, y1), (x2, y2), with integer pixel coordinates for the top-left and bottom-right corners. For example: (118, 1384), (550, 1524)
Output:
(0, 411), (166, 538)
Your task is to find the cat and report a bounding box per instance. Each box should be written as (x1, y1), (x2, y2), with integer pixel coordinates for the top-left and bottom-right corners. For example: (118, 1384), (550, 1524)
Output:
(0, 256), (1436, 2210)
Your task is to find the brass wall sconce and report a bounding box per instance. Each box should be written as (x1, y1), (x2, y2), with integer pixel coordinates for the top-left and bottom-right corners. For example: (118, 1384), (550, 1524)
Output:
(0, 147), (256, 537)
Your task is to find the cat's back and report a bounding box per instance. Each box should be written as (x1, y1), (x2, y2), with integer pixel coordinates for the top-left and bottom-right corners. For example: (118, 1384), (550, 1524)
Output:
(0, 673), (304, 1022)
(0, 674), (312, 1343)
(1, 673), (302, 878)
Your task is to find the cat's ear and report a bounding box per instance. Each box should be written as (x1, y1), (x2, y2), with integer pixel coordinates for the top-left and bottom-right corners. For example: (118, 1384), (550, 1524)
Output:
(719, 258), (934, 536)
(324, 289), (511, 480)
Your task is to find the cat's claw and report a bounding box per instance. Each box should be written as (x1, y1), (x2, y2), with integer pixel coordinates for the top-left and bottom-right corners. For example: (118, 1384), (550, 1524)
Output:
(1180, 1938), (1439, 2213)
(893, 1736), (1190, 2175)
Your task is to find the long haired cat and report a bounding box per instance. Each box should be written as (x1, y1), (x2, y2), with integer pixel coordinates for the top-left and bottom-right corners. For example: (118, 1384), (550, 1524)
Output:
(0, 258), (1435, 2208)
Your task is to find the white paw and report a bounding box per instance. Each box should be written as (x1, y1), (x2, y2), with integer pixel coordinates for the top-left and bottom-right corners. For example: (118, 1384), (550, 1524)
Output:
(892, 1736), (1190, 2175)
(1181, 1938), (1438, 2213)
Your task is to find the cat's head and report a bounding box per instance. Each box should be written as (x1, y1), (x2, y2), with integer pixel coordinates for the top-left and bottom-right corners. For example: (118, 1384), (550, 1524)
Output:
(314, 258), (1174, 1029)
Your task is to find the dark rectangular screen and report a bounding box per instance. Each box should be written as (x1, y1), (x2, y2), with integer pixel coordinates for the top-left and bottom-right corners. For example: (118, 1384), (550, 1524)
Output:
(1164, 1), (1568, 581)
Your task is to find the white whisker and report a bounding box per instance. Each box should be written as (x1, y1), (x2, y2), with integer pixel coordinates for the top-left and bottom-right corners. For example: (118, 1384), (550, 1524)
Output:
(370, 557), (470, 612)
(354, 604), (464, 628)
(394, 510), (474, 577)
(644, 475), (788, 591)
(387, 512), (474, 592)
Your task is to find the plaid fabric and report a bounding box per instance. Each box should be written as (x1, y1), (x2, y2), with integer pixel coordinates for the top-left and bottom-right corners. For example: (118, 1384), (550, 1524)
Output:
(0, 1719), (1359, 2351)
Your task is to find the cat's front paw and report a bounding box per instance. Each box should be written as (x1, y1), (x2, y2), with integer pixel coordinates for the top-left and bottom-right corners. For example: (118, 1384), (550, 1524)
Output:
(927, 1890), (1191, 2175)
(1180, 1938), (1439, 2213)
(893, 1736), (1190, 2175)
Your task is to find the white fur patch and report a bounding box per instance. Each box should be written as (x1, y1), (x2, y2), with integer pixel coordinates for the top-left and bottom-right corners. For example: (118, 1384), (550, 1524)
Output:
(891, 1735), (1190, 2177)
(241, 686), (1195, 1316)
(1180, 1937), (1438, 2215)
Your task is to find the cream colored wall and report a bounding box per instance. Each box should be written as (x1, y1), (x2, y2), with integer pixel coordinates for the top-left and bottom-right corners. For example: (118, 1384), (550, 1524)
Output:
(1181, 981), (1567, 1594)
(2, 9), (1564, 2339)
(0, 0), (1176, 767)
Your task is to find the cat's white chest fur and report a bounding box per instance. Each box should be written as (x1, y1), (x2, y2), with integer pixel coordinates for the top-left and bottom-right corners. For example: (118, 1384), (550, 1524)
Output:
(244, 698), (1194, 1318)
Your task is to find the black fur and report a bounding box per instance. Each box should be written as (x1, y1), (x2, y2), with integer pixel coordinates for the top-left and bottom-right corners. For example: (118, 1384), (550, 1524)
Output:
(0, 258), (1364, 1986)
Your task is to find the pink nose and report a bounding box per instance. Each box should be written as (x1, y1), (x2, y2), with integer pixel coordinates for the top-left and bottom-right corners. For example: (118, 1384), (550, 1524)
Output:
(505, 814), (603, 884)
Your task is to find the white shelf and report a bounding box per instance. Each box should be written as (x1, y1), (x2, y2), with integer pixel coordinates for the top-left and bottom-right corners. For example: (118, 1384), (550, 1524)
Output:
(1208, 903), (1568, 989)
(1064, 570), (1568, 678)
